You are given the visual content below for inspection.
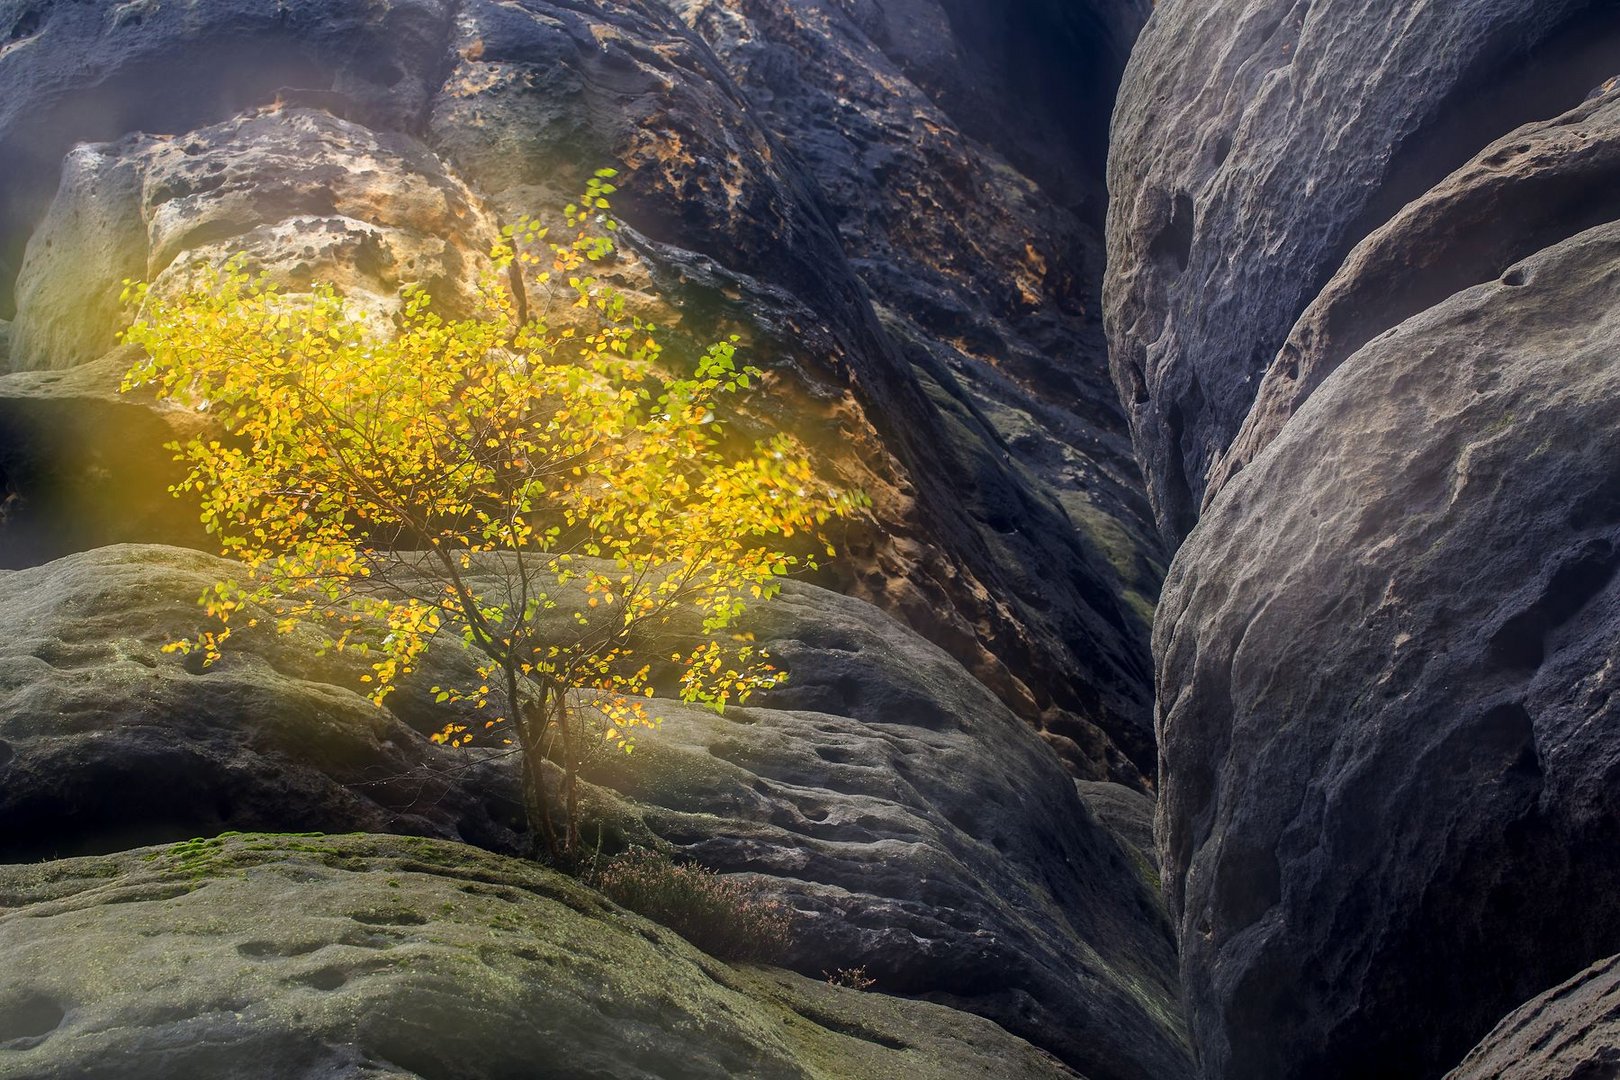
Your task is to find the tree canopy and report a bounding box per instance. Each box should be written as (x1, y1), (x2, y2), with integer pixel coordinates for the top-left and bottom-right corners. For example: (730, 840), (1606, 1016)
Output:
(120, 170), (867, 855)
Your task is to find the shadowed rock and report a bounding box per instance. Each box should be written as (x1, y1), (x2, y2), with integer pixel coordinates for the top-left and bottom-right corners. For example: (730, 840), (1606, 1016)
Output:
(1158, 221), (1620, 1079)
(1105, 0), (1620, 541)
(1447, 953), (1620, 1080)
(1213, 87), (1620, 502)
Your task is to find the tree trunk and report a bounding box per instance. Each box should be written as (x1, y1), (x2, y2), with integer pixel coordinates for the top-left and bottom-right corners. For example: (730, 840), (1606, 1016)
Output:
(556, 690), (581, 855)
(516, 680), (560, 858)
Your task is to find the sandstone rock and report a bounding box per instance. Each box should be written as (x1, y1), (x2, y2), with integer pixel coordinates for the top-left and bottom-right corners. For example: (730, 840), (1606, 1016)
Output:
(0, 105), (505, 561)
(672, 0), (1161, 779)
(1447, 954), (1620, 1080)
(0, 543), (1189, 1079)
(1214, 86), (1620, 502)
(589, 587), (1189, 1080)
(9, 107), (500, 371)
(423, 0), (1159, 783)
(1075, 780), (1157, 884)
(0, 832), (1086, 1079)
(1157, 220), (1620, 1079)
(1105, 0), (1620, 540)
(0, 0), (457, 319)
(0, 544), (528, 863)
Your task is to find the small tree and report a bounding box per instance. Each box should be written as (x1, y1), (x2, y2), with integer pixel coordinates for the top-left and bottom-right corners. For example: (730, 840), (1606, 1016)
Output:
(120, 170), (866, 858)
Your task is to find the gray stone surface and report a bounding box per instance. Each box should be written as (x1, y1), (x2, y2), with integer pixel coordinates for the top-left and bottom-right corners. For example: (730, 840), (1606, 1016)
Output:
(1106, 4), (1620, 1075)
(0, 832), (1087, 1080)
(1447, 953), (1620, 1080)
(1075, 780), (1156, 885)
(1214, 86), (1620, 502)
(0, 543), (1189, 1080)
(1104, 0), (1620, 540)
(1157, 220), (1620, 1079)
(670, 0), (1161, 780)
(0, 544), (529, 863)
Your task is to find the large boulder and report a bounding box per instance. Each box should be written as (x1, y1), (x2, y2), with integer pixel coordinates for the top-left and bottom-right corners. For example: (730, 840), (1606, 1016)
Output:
(1214, 85), (1620, 501)
(1447, 954), (1620, 1080)
(0, 832), (1086, 1079)
(0, 544), (1189, 1080)
(1105, 0), (1620, 540)
(0, 0), (456, 319)
(1156, 219), (1620, 1079)
(0, 544), (528, 862)
(9, 107), (501, 372)
(1109, 3), (1620, 1075)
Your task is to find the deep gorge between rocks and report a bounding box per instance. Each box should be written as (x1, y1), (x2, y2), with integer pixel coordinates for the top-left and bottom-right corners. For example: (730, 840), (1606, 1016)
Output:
(2, 2), (1619, 1078)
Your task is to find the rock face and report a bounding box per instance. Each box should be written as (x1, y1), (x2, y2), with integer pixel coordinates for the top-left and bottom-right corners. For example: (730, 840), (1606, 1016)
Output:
(1105, 0), (1620, 541)
(1214, 77), (1620, 503)
(1157, 219), (1620, 1079)
(0, 544), (1189, 1080)
(668, 0), (1160, 778)
(0, 0), (456, 316)
(0, 2), (1186, 1076)
(0, 545), (529, 863)
(0, 832), (1087, 1079)
(1447, 953), (1620, 1080)
(596, 587), (1188, 1080)
(0, 0), (1160, 786)
(10, 107), (502, 371)
(1109, 2), (1620, 1077)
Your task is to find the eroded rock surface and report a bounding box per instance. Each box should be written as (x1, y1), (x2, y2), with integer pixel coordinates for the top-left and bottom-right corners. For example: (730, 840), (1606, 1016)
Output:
(422, 0), (1160, 783)
(0, 544), (1188, 1080)
(671, 0), (1161, 779)
(0, 1), (1182, 1075)
(1447, 954), (1620, 1080)
(10, 107), (501, 371)
(0, 833), (1087, 1080)
(1215, 86), (1620, 500)
(0, 0), (457, 318)
(1105, 0), (1620, 541)
(0, 545), (529, 862)
(1157, 221), (1620, 1079)
(1109, 2), (1620, 1076)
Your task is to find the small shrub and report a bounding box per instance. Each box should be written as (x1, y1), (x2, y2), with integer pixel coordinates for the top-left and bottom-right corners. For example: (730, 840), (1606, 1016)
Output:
(824, 966), (876, 991)
(592, 847), (792, 962)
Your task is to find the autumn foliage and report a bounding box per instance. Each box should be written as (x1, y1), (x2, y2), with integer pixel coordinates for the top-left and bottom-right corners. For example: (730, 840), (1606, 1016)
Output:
(120, 170), (866, 857)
